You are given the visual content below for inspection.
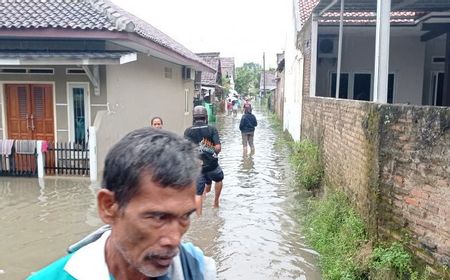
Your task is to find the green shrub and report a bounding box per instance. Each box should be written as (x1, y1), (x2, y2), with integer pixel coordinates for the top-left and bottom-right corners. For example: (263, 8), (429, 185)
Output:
(289, 139), (323, 192)
(302, 191), (434, 280)
(369, 242), (434, 280)
(369, 242), (412, 277)
(303, 192), (367, 279)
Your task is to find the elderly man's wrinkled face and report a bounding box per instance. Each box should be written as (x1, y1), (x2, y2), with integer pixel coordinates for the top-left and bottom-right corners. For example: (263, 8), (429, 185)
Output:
(151, 119), (163, 129)
(104, 175), (196, 278)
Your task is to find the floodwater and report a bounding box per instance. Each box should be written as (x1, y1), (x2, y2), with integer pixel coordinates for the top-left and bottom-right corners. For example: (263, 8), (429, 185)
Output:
(0, 104), (321, 280)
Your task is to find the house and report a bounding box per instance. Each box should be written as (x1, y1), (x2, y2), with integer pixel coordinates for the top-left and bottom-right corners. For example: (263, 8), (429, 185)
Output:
(259, 71), (277, 95)
(196, 53), (236, 115)
(260, 71), (277, 110)
(274, 52), (285, 121)
(195, 52), (223, 103)
(0, 0), (214, 178)
(220, 57), (236, 91)
(291, 0), (450, 273)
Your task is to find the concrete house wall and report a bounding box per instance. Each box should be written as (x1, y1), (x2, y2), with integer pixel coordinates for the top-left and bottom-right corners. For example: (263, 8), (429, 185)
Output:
(95, 54), (194, 172)
(0, 65), (107, 142)
(316, 31), (425, 105)
(283, 0), (303, 141)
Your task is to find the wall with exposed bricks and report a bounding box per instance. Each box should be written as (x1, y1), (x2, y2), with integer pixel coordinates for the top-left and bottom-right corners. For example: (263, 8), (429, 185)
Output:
(301, 96), (450, 271)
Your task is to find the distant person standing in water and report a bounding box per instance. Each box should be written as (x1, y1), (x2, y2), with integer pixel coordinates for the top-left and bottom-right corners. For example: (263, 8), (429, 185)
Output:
(239, 105), (257, 154)
(150, 116), (163, 129)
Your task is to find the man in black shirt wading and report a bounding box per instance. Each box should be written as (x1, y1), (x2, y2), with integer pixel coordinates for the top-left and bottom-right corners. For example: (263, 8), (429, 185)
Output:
(184, 106), (224, 216)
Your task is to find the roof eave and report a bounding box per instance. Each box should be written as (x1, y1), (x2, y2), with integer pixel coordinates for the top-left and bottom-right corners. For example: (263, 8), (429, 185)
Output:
(0, 28), (215, 72)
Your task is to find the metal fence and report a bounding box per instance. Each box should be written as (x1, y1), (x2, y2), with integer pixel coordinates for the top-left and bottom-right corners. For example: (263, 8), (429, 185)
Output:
(0, 147), (38, 177)
(44, 142), (90, 176)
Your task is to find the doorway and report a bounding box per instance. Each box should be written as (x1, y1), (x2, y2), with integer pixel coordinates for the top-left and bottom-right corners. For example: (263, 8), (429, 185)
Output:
(5, 84), (55, 141)
(431, 72), (445, 106)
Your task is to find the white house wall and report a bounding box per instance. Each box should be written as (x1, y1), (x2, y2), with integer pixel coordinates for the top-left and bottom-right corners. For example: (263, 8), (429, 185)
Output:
(283, 1), (303, 141)
(95, 54), (194, 173)
(316, 33), (425, 105)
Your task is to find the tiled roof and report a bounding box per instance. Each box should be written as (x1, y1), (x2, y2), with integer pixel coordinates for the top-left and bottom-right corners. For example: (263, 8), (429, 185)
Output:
(298, 0), (319, 26)
(260, 71), (277, 90)
(0, 0), (211, 70)
(196, 53), (221, 86)
(298, 0), (438, 26)
(220, 57), (235, 79)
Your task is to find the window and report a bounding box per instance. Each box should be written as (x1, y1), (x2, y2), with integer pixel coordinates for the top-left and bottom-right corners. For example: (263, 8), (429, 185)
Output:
(68, 84), (89, 144)
(353, 73), (371, 101)
(0, 68), (54, 74)
(0, 68), (27, 74)
(66, 68), (86, 75)
(164, 67), (173, 79)
(330, 73), (349, 98)
(387, 74), (395, 104)
(432, 57), (445, 64)
(432, 72), (445, 106)
(28, 68), (54, 74)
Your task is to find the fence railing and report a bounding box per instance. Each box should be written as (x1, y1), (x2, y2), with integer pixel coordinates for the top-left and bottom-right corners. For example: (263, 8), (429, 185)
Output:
(0, 127), (96, 179)
(0, 146), (38, 177)
(44, 142), (90, 176)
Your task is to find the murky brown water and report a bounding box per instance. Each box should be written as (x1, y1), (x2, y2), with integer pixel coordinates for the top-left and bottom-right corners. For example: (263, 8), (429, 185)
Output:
(0, 177), (102, 279)
(0, 104), (320, 280)
(184, 105), (321, 279)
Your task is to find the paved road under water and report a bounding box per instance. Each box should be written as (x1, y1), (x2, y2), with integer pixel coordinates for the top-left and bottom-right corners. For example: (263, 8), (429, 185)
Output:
(0, 104), (321, 279)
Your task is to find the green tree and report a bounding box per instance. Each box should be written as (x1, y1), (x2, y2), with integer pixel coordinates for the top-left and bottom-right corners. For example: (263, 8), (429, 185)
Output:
(235, 62), (261, 96)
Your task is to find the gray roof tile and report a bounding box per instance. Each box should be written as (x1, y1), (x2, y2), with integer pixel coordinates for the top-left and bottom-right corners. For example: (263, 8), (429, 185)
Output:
(0, 0), (211, 70)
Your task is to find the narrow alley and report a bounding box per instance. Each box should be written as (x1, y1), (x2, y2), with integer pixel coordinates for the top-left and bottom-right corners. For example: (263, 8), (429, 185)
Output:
(185, 103), (321, 279)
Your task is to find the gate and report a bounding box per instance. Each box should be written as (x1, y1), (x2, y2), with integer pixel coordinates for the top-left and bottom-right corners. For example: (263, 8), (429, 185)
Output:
(44, 142), (89, 176)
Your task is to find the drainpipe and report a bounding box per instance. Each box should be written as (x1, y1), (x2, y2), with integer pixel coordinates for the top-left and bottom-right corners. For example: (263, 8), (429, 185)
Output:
(335, 0), (344, 98)
(310, 13), (318, 97)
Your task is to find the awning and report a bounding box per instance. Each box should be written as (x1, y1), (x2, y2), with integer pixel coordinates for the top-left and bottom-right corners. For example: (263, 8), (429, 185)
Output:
(0, 50), (137, 65)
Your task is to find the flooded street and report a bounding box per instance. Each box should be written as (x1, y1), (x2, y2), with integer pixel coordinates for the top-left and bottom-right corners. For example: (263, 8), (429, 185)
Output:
(0, 104), (320, 280)
(185, 105), (320, 279)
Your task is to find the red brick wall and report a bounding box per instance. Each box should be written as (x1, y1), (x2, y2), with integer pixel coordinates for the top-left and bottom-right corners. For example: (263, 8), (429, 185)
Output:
(378, 105), (450, 268)
(302, 98), (379, 229)
(301, 97), (450, 270)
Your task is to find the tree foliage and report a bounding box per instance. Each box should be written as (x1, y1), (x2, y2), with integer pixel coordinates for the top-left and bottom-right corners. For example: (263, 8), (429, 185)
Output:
(235, 62), (261, 96)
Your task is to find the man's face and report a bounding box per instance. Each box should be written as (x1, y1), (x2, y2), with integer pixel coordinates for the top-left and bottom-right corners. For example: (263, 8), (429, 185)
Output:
(151, 119), (163, 129)
(107, 176), (196, 277)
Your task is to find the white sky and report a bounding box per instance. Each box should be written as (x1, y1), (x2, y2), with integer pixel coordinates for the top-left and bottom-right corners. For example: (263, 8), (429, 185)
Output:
(111, 0), (291, 68)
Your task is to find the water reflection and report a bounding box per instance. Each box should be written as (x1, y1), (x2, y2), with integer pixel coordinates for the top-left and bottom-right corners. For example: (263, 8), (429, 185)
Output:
(0, 177), (101, 279)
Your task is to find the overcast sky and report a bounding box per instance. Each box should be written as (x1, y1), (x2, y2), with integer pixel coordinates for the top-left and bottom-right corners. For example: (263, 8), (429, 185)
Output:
(111, 0), (291, 68)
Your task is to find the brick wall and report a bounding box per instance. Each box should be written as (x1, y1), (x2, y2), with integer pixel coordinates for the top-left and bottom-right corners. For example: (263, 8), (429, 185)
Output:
(378, 105), (450, 268)
(301, 97), (450, 270)
(302, 97), (379, 231)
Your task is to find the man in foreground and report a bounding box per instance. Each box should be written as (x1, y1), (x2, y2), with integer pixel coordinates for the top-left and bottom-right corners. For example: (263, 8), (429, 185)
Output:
(184, 106), (224, 215)
(28, 128), (216, 280)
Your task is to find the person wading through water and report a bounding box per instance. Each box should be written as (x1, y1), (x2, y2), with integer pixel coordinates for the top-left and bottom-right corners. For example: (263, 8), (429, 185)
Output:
(184, 106), (224, 216)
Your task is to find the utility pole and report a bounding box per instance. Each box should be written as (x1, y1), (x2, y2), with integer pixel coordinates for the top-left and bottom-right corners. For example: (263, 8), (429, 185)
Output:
(263, 52), (266, 98)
